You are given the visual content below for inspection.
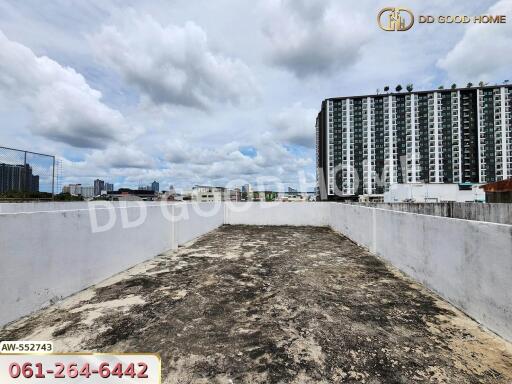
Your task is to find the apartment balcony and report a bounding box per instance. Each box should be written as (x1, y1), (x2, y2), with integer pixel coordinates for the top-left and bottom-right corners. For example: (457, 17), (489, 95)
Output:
(1, 202), (512, 383)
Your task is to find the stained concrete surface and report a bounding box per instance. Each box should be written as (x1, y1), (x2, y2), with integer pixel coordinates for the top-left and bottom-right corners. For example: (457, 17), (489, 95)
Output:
(1, 225), (512, 383)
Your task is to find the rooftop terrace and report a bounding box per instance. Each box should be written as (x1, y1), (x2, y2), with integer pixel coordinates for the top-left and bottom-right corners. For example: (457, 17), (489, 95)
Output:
(2, 225), (511, 383)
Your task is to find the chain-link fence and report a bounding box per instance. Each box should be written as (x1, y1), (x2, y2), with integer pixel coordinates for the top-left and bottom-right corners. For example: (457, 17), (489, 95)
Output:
(0, 146), (55, 200)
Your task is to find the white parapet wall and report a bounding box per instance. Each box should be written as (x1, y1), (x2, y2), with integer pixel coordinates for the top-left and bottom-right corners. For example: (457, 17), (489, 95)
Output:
(329, 203), (376, 251)
(329, 202), (512, 341)
(0, 202), (223, 326)
(224, 202), (331, 226)
(0, 201), (94, 213)
(1, 200), (511, 343)
(173, 202), (224, 246)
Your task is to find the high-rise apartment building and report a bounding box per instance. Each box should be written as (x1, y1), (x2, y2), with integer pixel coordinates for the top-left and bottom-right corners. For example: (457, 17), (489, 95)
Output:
(316, 85), (512, 199)
(94, 179), (105, 196)
(93, 179), (114, 195)
(0, 163), (39, 193)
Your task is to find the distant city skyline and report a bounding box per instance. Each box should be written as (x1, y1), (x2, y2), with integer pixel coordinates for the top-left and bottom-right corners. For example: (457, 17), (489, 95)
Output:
(0, 1), (510, 191)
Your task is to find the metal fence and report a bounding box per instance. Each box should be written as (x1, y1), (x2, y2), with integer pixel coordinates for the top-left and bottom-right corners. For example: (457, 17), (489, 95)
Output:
(0, 146), (55, 200)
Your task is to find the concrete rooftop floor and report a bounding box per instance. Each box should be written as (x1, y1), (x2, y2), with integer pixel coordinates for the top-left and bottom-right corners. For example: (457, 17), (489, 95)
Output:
(1, 225), (512, 383)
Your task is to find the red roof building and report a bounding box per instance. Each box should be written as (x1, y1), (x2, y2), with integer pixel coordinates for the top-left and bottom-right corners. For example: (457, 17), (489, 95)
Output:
(480, 179), (512, 203)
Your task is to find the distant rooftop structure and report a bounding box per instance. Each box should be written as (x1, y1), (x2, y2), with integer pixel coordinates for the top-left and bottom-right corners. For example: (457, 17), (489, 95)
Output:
(481, 178), (512, 203)
(481, 178), (512, 193)
(107, 188), (157, 201)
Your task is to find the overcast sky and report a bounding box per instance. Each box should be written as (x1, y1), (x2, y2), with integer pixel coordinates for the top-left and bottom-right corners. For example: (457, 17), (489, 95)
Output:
(0, 0), (510, 192)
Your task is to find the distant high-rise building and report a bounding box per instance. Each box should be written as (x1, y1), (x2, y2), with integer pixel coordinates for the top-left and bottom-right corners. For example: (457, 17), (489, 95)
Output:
(81, 186), (95, 198)
(241, 184), (252, 193)
(68, 184), (82, 196)
(240, 184), (253, 201)
(105, 183), (114, 193)
(32, 175), (39, 192)
(94, 179), (105, 196)
(0, 163), (39, 193)
(65, 184), (96, 198)
(316, 84), (512, 199)
(151, 181), (160, 193)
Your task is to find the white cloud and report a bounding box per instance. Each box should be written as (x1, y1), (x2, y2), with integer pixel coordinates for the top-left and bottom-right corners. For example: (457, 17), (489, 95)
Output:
(164, 140), (246, 165)
(162, 137), (311, 186)
(7, 0), (505, 192)
(261, 0), (372, 78)
(91, 10), (259, 110)
(59, 145), (158, 189)
(271, 103), (316, 147)
(437, 0), (512, 82)
(86, 145), (157, 170)
(0, 30), (137, 149)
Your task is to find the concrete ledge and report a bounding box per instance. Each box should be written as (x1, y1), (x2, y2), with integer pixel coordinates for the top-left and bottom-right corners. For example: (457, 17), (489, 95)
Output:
(0, 202), (223, 326)
(1, 201), (511, 343)
(329, 203), (512, 341)
(174, 203), (224, 247)
(349, 202), (512, 225)
(224, 202), (330, 226)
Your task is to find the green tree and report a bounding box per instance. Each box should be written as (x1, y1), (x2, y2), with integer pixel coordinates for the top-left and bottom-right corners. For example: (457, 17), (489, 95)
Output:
(451, 83), (457, 89)
(467, 82), (473, 88)
(438, 85), (444, 90)
(54, 193), (84, 202)
(395, 84), (402, 92)
(0, 190), (55, 201)
(406, 84), (413, 92)
(384, 86), (390, 93)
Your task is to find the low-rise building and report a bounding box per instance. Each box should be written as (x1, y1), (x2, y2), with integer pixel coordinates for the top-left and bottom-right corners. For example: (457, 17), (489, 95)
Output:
(191, 186), (242, 202)
(107, 188), (157, 201)
(230, 188), (241, 202)
(384, 183), (485, 203)
(68, 184), (82, 196)
(64, 184), (95, 199)
(192, 186), (222, 202)
(252, 191), (278, 202)
(80, 186), (95, 199)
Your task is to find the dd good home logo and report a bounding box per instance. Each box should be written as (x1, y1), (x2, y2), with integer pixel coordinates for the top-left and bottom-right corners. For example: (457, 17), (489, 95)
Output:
(378, 7), (414, 31)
